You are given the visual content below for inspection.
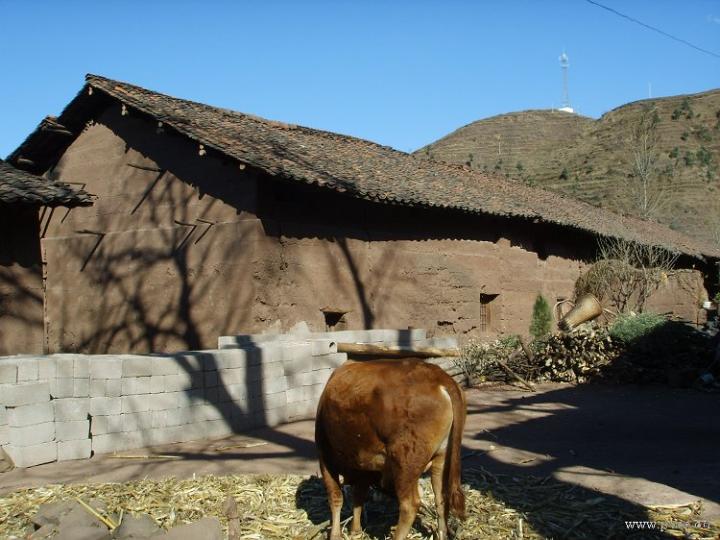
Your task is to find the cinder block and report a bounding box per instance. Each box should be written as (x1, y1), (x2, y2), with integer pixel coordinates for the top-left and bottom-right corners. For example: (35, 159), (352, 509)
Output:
(16, 357), (39, 381)
(9, 422), (55, 446)
(0, 363), (17, 384)
(8, 402), (54, 426)
(38, 359), (57, 381)
(283, 355), (313, 376)
(121, 396), (150, 413)
(192, 404), (223, 422)
(288, 400), (315, 421)
(3, 441), (57, 467)
(204, 387), (220, 404)
(212, 349), (248, 370)
(58, 439), (91, 461)
(50, 378), (74, 399)
(264, 406), (289, 427)
(281, 343), (312, 362)
(168, 391), (193, 408)
(151, 356), (180, 376)
(225, 384), (251, 401)
(146, 393), (177, 411)
(286, 387), (305, 404)
(122, 356), (153, 377)
(151, 410), (169, 428)
(74, 356), (90, 378)
(312, 353), (347, 371)
(262, 391), (287, 410)
(106, 379), (122, 397)
(56, 420), (90, 441)
(90, 397), (121, 416)
(54, 355), (75, 378)
(121, 412), (153, 432)
(91, 431), (143, 455)
(263, 376), (288, 394)
(0, 382), (50, 407)
(303, 384), (326, 402)
(309, 339), (338, 356)
(312, 369), (332, 385)
(218, 368), (246, 386)
(121, 377), (151, 395)
(0, 424), (8, 446)
(204, 418), (232, 439)
(90, 415), (123, 435)
(204, 371), (219, 388)
(89, 358), (122, 379)
(145, 426), (184, 446)
(73, 378), (90, 397)
(89, 379), (106, 397)
(149, 376), (164, 394)
(286, 371), (314, 387)
(163, 373), (191, 392)
(0, 404), (6, 425)
(260, 361), (284, 381)
(54, 398), (89, 421)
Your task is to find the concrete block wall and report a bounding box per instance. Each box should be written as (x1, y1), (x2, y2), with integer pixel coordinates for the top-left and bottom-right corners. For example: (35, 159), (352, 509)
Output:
(0, 329), (439, 468)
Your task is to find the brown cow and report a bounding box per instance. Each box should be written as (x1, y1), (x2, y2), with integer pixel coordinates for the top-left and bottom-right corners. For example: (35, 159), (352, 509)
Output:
(315, 359), (466, 540)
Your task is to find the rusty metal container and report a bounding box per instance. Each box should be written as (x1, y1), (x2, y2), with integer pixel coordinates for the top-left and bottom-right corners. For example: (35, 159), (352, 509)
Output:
(558, 293), (603, 331)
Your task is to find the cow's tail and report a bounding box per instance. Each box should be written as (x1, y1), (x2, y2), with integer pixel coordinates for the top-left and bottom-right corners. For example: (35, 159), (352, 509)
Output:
(444, 381), (466, 520)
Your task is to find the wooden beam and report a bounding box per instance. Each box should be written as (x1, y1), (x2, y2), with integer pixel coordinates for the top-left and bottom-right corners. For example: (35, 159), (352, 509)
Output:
(337, 343), (460, 358)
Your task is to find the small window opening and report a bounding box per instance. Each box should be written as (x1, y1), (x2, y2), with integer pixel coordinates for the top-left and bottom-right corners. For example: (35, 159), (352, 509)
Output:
(321, 308), (349, 331)
(480, 293), (499, 333)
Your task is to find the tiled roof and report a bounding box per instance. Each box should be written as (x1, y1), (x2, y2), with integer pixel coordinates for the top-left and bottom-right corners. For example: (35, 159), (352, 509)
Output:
(0, 159), (92, 207)
(10, 75), (720, 259)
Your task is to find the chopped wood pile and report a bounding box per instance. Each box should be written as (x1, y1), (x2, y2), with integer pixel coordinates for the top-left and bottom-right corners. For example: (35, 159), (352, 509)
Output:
(457, 320), (717, 388)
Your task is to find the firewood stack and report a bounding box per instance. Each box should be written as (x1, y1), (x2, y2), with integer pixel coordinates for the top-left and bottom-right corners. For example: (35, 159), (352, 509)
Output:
(533, 328), (622, 383)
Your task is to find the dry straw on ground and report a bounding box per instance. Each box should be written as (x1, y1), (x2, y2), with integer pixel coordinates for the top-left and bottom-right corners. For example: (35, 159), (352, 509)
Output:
(0, 470), (717, 539)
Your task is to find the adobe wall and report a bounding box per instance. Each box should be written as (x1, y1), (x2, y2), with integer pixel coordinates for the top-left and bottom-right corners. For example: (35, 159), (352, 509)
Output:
(0, 207), (44, 355)
(38, 104), (708, 353)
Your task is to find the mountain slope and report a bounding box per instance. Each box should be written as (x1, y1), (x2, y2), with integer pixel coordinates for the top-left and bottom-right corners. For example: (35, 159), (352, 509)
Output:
(417, 90), (720, 245)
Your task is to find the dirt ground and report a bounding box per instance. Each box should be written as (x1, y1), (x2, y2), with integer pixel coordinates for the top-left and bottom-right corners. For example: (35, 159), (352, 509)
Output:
(1, 382), (718, 521)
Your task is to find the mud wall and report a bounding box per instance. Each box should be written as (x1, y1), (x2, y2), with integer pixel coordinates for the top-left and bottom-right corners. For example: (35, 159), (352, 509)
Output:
(0, 207), (44, 355)
(37, 104), (707, 353)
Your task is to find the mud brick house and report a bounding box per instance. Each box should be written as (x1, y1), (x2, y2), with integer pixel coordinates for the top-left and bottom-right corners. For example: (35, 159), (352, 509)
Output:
(0, 159), (91, 354)
(3, 75), (718, 354)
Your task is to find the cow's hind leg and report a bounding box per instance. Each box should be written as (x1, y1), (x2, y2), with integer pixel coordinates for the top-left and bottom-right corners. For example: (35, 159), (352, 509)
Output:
(390, 461), (424, 540)
(319, 459), (343, 540)
(351, 480), (369, 535)
(430, 454), (449, 540)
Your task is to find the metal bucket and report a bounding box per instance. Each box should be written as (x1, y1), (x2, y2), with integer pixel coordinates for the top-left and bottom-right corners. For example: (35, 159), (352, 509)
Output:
(558, 293), (603, 331)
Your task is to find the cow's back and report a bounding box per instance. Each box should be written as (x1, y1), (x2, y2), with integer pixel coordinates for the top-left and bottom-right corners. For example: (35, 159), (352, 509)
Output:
(315, 359), (460, 483)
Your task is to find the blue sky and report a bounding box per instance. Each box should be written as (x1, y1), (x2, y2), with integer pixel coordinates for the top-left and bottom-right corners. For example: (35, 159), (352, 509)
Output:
(1, 1), (718, 156)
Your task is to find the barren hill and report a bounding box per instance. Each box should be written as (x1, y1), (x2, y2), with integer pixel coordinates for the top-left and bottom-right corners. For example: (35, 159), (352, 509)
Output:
(416, 90), (720, 246)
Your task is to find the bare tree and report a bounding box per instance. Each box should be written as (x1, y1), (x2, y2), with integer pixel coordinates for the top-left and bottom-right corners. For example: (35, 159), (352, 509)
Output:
(622, 107), (673, 220)
(575, 236), (679, 313)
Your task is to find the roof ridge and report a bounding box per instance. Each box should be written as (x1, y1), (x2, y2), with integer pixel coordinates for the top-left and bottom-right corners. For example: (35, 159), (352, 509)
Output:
(85, 74), (411, 156)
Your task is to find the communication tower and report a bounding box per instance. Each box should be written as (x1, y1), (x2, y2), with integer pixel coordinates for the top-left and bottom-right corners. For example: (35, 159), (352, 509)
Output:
(558, 52), (574, 113)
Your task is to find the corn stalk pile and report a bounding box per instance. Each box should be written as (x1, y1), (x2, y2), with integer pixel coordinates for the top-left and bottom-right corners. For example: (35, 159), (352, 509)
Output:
(1, 472), (717, 539)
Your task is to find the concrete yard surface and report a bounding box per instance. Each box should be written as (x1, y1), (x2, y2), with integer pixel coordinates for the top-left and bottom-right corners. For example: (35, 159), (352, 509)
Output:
(1, 383), (718, 521)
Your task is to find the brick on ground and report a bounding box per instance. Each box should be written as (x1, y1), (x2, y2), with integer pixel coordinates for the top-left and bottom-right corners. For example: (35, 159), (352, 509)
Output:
(3, 441), (57, 467)
(57, 439), (91, 461)
(9, 421), (55, 446)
